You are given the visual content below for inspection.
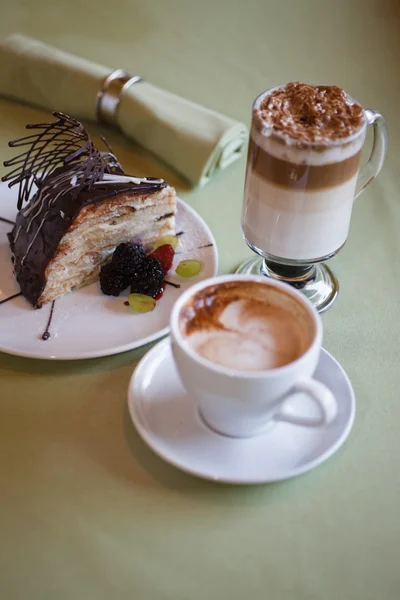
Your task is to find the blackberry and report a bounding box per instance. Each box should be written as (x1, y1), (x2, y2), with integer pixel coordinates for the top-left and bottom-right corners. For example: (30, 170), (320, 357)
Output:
(99, 263), (130, 296)
(111, 243), (146, 275)
(130, 257), (165, 298)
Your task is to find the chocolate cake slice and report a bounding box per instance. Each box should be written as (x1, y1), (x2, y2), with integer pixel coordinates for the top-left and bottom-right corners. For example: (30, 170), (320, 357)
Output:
(2, 112), (176, 307)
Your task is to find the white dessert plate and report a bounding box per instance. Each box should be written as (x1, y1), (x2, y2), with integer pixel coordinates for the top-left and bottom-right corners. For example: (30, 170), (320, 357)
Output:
(0, 183), (218, 360)
(128, 338), (356, 484)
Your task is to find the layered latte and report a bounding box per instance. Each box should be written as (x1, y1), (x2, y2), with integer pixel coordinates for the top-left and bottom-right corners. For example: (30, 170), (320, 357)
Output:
(242, 83), (366, 261)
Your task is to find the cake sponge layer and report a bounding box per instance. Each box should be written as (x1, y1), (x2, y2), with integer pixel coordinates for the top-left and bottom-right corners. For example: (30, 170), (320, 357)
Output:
(38, 185), (176, 306)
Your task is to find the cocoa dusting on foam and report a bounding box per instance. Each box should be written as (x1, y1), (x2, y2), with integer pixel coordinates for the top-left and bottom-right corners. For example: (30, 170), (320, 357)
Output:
(180, 281), (315, 371)
(258, 82), (363, 143)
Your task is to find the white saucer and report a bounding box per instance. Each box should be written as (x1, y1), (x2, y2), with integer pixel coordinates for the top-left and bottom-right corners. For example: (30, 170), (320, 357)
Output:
(128, 338), (355, 484)
(0, 181), (218, 360)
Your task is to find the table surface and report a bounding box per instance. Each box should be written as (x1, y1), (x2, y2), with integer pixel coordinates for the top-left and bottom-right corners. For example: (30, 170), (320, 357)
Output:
(1, 1), (400, 599)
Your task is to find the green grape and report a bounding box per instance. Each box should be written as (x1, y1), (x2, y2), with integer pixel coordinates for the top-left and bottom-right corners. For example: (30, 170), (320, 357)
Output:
(175, 260), (202, 278)
(153, 235), (179, 250)
(128, 293), (156, 313)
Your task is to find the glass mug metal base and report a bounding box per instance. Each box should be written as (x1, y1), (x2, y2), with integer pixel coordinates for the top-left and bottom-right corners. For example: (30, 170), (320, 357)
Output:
(236, 256), (339, 313)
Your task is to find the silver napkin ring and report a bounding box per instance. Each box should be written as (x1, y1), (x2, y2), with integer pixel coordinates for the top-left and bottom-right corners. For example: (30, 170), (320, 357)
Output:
(96, 69), (143, 126)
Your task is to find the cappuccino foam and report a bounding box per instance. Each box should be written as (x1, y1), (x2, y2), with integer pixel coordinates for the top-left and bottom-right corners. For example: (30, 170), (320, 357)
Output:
(179, 281), (314, 371)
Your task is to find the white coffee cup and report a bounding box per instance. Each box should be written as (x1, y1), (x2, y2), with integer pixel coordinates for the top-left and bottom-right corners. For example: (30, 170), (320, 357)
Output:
(170, 275), (337, 438)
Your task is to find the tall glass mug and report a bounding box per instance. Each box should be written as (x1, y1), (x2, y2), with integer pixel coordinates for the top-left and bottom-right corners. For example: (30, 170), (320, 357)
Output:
(237, 84), (388, 311)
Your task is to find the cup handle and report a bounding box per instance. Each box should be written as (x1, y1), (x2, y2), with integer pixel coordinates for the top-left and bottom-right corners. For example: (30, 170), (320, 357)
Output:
(274, 379), (338, 427)
(355, 109), (388, 199)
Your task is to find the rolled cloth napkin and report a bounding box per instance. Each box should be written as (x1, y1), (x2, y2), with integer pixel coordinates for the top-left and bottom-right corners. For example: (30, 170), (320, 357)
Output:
(0, 34), (248, 186)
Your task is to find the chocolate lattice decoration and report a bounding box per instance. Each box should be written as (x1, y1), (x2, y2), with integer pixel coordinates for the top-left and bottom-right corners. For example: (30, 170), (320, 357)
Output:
(1, 112), (120, 212)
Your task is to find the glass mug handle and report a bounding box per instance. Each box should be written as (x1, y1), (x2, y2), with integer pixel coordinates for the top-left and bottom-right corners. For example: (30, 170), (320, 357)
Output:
(355, 109), (388, 199)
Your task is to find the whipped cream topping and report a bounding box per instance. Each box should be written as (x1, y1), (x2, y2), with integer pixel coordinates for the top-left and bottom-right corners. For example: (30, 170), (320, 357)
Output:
(255, 82), (364, 144)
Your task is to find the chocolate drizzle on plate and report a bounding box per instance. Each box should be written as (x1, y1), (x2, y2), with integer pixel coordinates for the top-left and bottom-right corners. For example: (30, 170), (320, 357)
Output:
(164, 280), (181, 289)
(2, 112), (166, 307)
(175, 241), (214, 255)
(0, 216), (15, 226)
(0, 292), (22, 305)
(41, 300), (55, 341)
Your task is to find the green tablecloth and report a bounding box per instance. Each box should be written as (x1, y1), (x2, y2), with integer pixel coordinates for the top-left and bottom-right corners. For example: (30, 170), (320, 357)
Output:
(1, 1), (399, 598)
